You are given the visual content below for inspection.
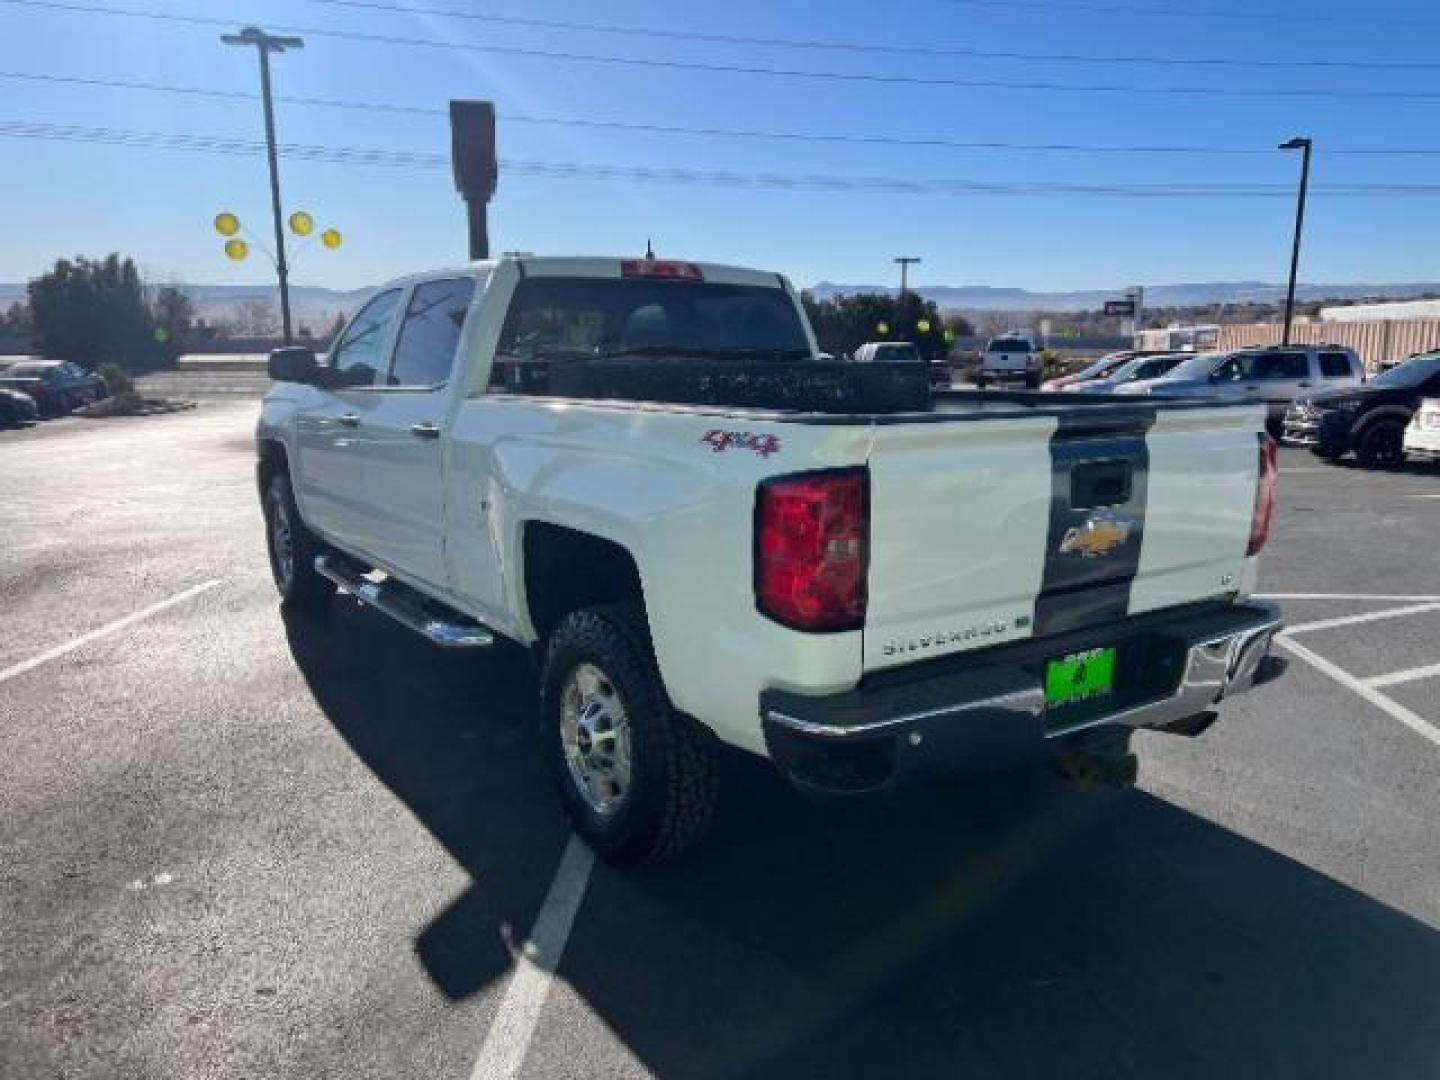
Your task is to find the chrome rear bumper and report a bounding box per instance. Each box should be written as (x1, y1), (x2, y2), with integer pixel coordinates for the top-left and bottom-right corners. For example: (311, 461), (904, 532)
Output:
(760, 602), (1284, 791)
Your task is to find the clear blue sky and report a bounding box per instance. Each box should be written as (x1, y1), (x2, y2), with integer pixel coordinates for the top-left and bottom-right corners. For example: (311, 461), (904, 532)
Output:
(3, 0), (1440, 292)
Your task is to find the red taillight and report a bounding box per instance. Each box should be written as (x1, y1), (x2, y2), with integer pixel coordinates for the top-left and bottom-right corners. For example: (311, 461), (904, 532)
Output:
(755, 470), (868, 632)
(1247, 434), (1278, 556)
(620, 259), (703, 280)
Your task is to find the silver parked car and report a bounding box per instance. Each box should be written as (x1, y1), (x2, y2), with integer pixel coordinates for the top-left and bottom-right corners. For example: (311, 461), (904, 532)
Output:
(1116, 344), (1364, 431)
(1067, 353), (1187, 394)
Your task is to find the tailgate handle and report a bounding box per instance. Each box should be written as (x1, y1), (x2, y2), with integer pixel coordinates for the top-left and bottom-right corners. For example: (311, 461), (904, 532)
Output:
(1071, 461), (1132, 508)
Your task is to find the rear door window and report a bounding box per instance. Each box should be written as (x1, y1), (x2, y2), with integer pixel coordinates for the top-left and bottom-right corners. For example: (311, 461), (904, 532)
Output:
(1320, 352), (1354, 379)
(1249, 352), (1309, 380)
(388, 277), (475, 387)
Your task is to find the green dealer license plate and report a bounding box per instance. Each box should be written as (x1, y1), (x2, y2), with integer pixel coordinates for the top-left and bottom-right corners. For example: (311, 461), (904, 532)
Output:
(1044, 647), (1117, 709)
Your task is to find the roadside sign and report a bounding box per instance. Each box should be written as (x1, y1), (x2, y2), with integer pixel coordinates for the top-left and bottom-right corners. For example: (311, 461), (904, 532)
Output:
(1104, 299), (1135, 318)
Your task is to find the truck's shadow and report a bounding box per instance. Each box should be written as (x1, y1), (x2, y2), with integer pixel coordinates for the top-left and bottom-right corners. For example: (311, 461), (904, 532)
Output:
(284, 604), (1440, 1080)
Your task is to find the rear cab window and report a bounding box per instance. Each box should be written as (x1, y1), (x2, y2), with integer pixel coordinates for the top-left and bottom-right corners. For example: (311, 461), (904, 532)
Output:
(489, 275), (810, 393)
(387, 277), (476, 388)
(987, 338), (1033, 353)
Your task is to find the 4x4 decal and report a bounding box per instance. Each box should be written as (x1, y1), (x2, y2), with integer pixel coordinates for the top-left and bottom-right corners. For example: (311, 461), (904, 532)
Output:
(700, 430), (781, 458)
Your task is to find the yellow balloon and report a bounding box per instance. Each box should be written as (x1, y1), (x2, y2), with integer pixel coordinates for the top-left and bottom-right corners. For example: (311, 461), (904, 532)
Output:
(214, 212), (240, 237)
(224, 238), (249, 261)
(288, 211), (314, 237)
(876, 321), (889, 335)
(916, 319), (932, 333)
(321, 228), (342, 250)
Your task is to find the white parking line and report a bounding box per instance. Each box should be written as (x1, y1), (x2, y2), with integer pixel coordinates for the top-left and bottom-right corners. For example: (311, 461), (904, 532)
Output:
(1275, 636), (1440, 749)
(0, 580), (224, 685)
(1280, 601), (1440, 637)
(470, 834), (595, 1080)
(1259, 593), (1440, 602)
(1365, 661), (1440, 689)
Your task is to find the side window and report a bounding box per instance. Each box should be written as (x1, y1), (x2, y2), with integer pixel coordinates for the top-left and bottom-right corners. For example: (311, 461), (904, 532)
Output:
(1253, 353), (1308, 380)
(1214, 356), (1248, 381)
(388, 278), (476, 387)
(1320, 352), (1353, 379)
(330, 288), (401, 388)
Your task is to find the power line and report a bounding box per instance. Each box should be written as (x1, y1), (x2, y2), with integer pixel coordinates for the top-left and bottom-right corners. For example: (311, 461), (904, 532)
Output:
(7, 120), (1440, 198)
(6, 0), (1440, 101)
(9, 70), (1440, 159)
(299, 0), (1440, 72)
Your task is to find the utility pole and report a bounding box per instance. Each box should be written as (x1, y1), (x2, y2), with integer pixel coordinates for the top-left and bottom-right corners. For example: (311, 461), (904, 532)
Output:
(894, 256), (922, 296)
(222, 26), (304, 344)
(1279, 136), (1313, 347)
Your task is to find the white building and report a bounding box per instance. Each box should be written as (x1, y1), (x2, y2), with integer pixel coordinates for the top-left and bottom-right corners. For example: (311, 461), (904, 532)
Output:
(1320, 298), (1440, 322)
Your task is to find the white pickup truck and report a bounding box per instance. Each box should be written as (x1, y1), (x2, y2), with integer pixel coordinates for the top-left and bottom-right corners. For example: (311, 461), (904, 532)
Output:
(257, 255), (1285, 865)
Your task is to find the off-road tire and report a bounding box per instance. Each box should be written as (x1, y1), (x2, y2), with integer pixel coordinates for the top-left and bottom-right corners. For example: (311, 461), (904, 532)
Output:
(1355, 418), (1406, 469)
(263, 472), (333, 610)
(540, 605), (720, 866)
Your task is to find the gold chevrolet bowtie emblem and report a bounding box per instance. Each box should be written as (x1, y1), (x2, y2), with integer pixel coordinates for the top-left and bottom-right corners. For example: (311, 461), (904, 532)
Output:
(1059, 514), (1135, 558)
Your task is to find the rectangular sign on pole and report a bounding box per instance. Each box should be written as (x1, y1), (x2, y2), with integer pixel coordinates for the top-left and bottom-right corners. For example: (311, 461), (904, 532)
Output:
(450, 100), (497, 260)
(1103, 299), (1136, 318)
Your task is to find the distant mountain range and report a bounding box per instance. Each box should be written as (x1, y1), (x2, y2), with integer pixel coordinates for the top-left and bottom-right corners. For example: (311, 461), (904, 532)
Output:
(5, 280), (1440, 320)
(808, 281), (1440, 312)
(0, 283), (374, 333)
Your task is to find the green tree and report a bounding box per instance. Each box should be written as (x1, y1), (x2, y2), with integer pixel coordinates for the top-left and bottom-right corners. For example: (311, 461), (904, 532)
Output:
(27, 255), (164, 371)
(1, 300), (32, 336)
(149, 285), (195, 343)
(800, 291), (960, 363)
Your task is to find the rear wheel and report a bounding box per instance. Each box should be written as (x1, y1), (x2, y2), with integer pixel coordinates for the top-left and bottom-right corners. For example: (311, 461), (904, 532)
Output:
(263, 473), (333, 609)
(540, 605), (720, 866)
(1355, 419), (1406, 469)
(975, 374), (988, 389)
(1024, 372), (1042, 390)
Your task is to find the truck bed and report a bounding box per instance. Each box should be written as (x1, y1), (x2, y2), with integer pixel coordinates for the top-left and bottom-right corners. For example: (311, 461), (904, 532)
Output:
(496, 356), (1252, 421)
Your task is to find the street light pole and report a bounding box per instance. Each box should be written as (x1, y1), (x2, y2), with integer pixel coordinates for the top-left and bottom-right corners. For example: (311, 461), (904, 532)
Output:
(223, 26), (304, 344)
(894, 256), (921, 296)
(1279, 136), (1312, 347)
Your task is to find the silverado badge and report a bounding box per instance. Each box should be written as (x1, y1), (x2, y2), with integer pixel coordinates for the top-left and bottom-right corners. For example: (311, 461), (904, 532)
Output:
(1059, 513), (1135, 558)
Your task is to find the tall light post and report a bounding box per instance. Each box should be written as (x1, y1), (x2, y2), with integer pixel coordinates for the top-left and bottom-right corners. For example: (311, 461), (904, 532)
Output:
(222, 26), (304, 344)
(894, 256), (922, 296)
(1279, 136), (1312, 347)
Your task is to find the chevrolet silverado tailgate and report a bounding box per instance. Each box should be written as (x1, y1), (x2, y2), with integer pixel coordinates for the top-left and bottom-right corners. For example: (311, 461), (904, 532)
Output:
(862, 401), (1263, 672)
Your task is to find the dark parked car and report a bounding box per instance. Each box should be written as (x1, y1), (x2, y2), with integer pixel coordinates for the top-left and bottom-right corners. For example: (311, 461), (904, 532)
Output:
(0, 360), (109, 416)
(0, 386), (40, 427)
(1284, 351), (1440, 468)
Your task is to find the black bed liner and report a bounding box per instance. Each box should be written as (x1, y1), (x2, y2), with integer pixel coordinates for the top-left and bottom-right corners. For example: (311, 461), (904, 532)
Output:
(488, 357), (1257, 425)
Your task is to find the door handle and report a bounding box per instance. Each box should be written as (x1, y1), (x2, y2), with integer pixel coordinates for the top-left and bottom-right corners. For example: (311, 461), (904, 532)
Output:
(409, 422), (441, 440)
(1297, 381), (1312, 388)
(336, 414), (360, 428)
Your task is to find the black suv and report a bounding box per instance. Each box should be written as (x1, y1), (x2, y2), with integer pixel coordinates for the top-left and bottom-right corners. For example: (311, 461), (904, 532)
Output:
(1284, 351), (1440, 468)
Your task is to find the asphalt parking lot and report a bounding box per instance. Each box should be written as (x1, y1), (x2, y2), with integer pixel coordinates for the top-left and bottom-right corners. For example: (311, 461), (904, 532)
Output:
(2, 400), (1438, 1080)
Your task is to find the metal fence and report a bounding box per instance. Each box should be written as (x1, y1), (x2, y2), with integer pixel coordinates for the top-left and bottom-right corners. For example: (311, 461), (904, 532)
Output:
(1217, 319), (1440, 369)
